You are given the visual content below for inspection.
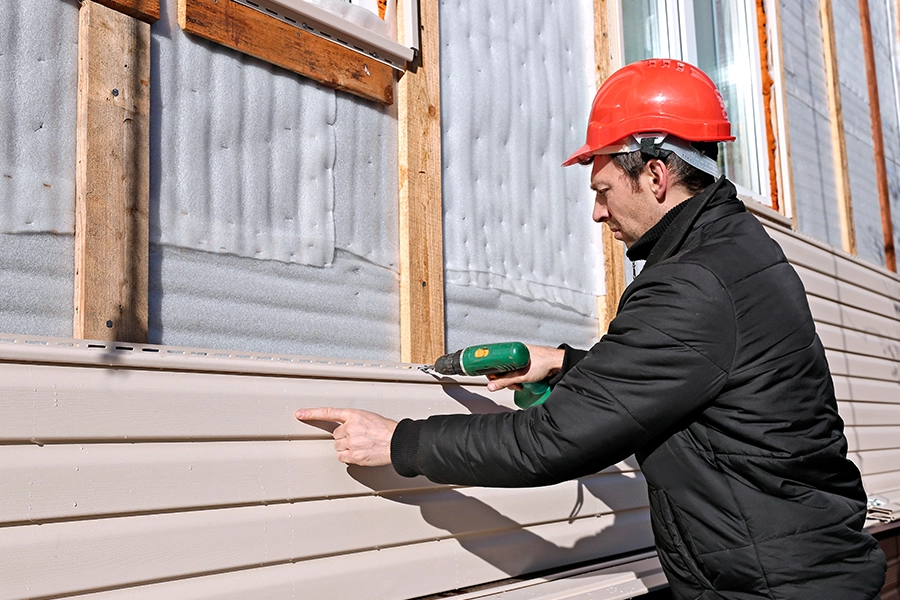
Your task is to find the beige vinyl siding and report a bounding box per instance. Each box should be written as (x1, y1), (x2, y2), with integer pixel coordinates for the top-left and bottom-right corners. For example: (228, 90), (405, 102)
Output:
(0, 339), (653, 600)
(765, 223), (900, 505)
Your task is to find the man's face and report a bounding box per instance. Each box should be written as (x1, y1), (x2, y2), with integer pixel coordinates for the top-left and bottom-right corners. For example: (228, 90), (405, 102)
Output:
(590, 155), (665, 248)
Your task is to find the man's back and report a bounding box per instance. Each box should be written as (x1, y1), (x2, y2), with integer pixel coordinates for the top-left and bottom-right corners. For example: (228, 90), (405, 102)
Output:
(629, 179), (885, 599)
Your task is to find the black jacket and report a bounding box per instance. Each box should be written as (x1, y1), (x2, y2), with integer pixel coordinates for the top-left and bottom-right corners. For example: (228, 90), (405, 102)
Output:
(392, 178), (886, 599)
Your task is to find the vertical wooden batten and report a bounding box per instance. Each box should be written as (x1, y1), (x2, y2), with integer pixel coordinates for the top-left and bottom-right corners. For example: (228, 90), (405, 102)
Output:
(75, 0), (151, 343)
(763, 0), (797, 227)
(819, 0), (857, 256)
(594, 0), (626, 333)
(397, 0), (444, 363)
(858, 0), (897, 272)
(756, 0), (780, 212)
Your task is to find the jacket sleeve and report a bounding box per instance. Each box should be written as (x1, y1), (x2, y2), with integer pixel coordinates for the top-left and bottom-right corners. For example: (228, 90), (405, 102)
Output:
(391, 261), (737, 487)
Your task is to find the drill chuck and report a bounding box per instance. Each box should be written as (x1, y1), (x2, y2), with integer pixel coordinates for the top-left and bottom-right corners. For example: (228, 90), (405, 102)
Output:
(433, 350), (464, 376)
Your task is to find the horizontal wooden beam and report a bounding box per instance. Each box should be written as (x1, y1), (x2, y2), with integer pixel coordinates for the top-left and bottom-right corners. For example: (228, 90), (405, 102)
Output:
(93, 0), (159, 23)
(178, 0), (394, 105)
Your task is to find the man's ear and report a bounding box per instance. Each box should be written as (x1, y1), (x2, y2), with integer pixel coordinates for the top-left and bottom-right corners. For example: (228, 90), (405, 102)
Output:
(646, 158), (669, 202)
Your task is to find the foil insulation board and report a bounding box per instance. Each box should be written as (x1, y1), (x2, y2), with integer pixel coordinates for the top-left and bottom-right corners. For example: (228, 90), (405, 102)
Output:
(2, 0), (602, 359)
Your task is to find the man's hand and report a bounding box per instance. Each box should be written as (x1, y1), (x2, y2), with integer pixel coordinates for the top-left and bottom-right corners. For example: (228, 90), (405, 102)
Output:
(295, 407), (397, 467)
(486, 344), (565, 392)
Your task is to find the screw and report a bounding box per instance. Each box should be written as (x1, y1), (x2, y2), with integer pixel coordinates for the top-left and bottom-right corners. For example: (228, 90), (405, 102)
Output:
(106, 320), (113, 328)
(112, 89), (119, 97)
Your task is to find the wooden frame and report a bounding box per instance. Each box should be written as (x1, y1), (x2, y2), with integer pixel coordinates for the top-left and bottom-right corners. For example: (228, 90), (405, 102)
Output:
(595, 0), (627, 333)
(398, 0), (444, 363)
(819, 0), (857, 256)
(857, 0), (897, 272)
(75, 0), (150, 343)
(755, 0), (780, 213)
(178, 0), (395, 105)
(93, 0), (160, 23)
(762, 0), (797, 227)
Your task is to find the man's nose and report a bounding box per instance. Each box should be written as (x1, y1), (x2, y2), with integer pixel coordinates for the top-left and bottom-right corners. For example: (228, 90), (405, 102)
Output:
(593, 201), (608, 223)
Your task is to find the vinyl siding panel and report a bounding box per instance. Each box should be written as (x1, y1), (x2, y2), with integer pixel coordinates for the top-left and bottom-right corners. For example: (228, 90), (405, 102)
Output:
(0, 338), (653, 599)
(765, 223), (900, 509)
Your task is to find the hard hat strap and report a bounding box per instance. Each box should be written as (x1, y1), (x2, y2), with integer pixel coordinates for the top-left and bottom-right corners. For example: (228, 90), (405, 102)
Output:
(635, 134), (720, 178)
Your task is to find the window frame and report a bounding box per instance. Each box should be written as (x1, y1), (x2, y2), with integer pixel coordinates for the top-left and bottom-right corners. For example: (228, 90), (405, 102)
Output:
(178, 0), (422, 105)
(609, 0), (774, 208)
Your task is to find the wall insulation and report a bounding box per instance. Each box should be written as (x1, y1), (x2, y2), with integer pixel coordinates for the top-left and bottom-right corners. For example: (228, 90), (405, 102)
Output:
(779, 0), (843, 249)
(438, 0), (602, 352)
(149, 1), (400, 359)
(873, 0), (900, 264)
(0, 0), (78, 336)
(831, 0), (886, 266)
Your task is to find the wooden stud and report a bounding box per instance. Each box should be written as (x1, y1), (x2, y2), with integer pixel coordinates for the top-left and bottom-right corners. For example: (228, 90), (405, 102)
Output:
(178, 0), (395, 105)
(594, 0), (626, 333)
(397, 0), (444, 363)
(92, 0), (160, 23)
(763, 0), (798, 228)
(755, 0), (780, 212)
(75, 0), (151, 342)
(819, 0), (857, 255)
(858, 0), (897, 272)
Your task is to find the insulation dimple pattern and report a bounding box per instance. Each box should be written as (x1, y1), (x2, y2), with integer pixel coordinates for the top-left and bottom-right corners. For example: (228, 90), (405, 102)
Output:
(0, 1), (78, 235)
(440, 0), (601, 350)
(441, 0), (600, 327)
(153, 6), (336, 268)
(148, 1), (399, 358)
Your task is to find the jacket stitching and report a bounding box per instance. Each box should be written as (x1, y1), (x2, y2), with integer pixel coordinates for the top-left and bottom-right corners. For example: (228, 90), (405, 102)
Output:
(628, 261), (738, 375)
(713, 450), (776, 599)
(625, 312), (731, 376)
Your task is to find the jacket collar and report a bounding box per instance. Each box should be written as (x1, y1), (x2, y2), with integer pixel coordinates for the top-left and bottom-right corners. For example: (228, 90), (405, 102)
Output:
(627, 176), (740, 268)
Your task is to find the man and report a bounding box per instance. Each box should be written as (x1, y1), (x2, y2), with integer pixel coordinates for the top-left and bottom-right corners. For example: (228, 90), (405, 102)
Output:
(296, 59), (886, 599)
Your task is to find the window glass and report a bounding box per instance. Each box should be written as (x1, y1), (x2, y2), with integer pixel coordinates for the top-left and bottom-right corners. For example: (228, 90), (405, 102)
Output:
(692, 0), (765, 196)
(622, 1), (674, 64)
(620, 0), (768, 200)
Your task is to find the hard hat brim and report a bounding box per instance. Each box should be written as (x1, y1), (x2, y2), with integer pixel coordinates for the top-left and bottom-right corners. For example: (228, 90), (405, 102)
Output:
(561, 144), (592, 167)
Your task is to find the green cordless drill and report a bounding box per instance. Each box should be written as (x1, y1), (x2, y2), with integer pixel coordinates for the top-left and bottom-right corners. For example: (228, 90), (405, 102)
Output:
(431, 341), (553, 408)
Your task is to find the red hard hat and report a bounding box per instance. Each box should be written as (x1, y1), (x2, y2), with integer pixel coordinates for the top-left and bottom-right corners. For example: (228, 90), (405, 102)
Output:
(563, 59), (734, 166)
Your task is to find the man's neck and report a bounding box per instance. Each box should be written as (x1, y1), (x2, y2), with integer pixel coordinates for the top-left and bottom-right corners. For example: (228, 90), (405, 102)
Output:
(626, 200), (691, 261)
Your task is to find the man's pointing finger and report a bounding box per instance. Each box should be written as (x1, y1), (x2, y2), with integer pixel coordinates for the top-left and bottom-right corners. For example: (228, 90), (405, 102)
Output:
(295, 407), (349, 423)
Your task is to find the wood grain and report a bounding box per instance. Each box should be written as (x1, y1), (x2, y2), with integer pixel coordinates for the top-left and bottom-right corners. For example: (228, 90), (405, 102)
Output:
(594, 0), (627, 333)
(92, 0), (159, 23)
(178, 0), (394, 105)
(398, 0), (445, 363)
(858, 0), (897, 272)
(818, 0), (857, 256)
(75, 1), (150, 343)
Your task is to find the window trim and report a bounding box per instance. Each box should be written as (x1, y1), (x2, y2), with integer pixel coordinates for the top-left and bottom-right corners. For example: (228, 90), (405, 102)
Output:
(609, 0), (773, 207)
(178, 0), (396, 105)
(245, 0), (419, 71)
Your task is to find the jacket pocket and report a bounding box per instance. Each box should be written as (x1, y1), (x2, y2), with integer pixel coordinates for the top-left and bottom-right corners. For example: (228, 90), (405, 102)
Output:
(649, 488), (714, 590)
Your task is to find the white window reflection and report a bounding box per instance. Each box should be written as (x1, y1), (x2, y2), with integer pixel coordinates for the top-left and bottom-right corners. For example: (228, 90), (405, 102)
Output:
(619, 0), (769, 203)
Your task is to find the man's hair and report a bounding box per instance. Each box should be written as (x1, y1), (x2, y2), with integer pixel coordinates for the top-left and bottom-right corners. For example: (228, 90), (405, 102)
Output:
(610, 142), (719, 195)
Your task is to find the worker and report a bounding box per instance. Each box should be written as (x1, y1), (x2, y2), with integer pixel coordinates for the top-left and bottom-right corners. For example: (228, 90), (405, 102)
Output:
(296, 59), (887, 599)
